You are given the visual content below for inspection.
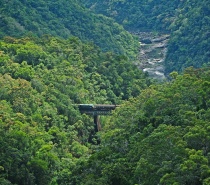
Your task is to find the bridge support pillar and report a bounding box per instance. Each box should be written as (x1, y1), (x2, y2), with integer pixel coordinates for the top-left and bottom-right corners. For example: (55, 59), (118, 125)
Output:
(94, 115), (101, 132)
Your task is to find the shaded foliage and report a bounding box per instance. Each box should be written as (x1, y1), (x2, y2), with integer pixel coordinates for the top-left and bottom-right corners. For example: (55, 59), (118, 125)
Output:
(76, 67), (210, 185)
(0, 36), (150, 184)
(0, 0), (139, 59)
(82, 0), (210, 74)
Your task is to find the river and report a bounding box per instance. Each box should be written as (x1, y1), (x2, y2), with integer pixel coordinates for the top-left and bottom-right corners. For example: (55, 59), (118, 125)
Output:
(133, 32), (169, 81)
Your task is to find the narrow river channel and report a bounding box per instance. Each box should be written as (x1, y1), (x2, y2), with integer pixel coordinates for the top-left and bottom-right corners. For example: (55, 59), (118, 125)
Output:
(133, 32), (169, 81)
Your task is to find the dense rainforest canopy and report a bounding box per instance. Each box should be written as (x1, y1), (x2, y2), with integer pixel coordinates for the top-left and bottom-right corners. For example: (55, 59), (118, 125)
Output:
(82, 0), (210, 74)
(0, 0), (139, 58)
(0, 0), (210, 185)
(0, 36), (150, 185)
(74, 67), (210, 185)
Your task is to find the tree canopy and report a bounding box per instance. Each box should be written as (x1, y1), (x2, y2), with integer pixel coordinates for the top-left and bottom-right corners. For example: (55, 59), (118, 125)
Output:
(0, 36), (151, 184)
(1, 0), (210, 184)
(74, 67), (210, 185)
(82, 0), (210, 74)
(0, 0), (139, 59)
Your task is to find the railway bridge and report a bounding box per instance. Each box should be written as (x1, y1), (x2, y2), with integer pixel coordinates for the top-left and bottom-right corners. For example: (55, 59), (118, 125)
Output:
(78, 104), (119, 132)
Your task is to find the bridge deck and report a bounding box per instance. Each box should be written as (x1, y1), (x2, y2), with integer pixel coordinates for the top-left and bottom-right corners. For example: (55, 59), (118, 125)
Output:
(78, 104), (119, 115)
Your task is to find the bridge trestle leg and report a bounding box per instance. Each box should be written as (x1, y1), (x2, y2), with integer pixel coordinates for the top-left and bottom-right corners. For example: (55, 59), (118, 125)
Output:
(94, 115), (101, 132)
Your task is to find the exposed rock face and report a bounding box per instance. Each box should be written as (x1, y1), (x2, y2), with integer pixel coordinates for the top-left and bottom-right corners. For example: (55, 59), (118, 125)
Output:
(133, 32), (169, 81)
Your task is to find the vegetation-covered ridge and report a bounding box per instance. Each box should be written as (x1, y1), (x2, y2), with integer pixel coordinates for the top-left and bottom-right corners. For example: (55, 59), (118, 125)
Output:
(1, 0), (210, 184)
(1, 36), (210, 184)
(74, 67), (210, 185)
(0, 36), (150, 185)
(165, 0), (210, 73)
(81, 0), (182, 32)
(0, 0), (139, 58)
(82, 0), (210, 74)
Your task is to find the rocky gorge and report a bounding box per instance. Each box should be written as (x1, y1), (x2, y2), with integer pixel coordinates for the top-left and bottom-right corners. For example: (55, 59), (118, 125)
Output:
(134, 32), (169, 81)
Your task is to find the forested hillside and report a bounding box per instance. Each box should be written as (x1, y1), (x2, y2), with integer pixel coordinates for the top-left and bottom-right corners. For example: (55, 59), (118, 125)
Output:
(165, 0), (210, 73)
(0, 36), (150, 184)
(1, 37), (210, 185)
(1, 0), (210, 185)
(82, 0), (210, 74)
(73, 67), (210, 185)
(81, 0), (182, 32)
(0, 0), (139, 58)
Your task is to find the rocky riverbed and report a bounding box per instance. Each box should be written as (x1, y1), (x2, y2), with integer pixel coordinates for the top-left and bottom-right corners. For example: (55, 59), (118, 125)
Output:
(134, 32), (169, 81)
